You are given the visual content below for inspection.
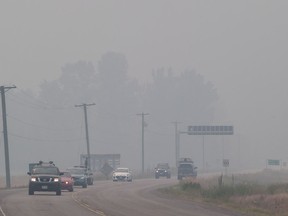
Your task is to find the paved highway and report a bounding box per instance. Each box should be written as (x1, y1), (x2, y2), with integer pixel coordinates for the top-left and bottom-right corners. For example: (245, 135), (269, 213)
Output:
(0, 178), (246, 216)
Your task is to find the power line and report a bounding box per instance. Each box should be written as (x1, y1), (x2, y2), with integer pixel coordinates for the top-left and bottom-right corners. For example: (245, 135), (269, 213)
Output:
(7, 114), (81, 132)
(8, 132), (84, 143)
(7, 90), (75, 111)
(145, 129), (170, 136)
(6, 91), (49, 110)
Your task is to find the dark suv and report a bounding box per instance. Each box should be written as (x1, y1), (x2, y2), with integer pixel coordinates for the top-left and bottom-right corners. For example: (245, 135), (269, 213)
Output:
(155, 163), (171, 179)
(27, 161), (63, 195)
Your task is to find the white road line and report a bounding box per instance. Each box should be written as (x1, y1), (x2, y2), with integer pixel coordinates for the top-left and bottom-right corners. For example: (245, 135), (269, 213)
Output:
(72, 192), (106, 216)
(0, 206), (6, 216)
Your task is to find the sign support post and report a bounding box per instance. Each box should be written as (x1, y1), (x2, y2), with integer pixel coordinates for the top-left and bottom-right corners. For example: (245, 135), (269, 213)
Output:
(187, 125), (234, 171)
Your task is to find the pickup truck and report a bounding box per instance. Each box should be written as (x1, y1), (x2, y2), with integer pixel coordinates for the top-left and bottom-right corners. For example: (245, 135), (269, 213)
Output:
(177, 158), (197, 180)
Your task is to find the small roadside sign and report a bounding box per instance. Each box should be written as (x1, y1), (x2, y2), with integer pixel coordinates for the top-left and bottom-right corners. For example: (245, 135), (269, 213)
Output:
(100, 162), (114, 179)
(223, 159), (229, 167)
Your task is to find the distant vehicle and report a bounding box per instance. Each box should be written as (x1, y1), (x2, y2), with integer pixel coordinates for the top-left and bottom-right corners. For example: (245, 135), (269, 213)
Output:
(27, 161), (63, 195)
(177, 157), (193, 166)
(112, 167), (132, 182)
(61, 171), (74, 192)
(73, 165), (94, 185)
(177, 158), (197, 180)
(155, 163), (171, 179)
(66, 166), (93, 188)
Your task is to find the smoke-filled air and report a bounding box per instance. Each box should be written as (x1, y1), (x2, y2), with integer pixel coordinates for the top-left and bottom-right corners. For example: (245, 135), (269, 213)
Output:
(1, 1), (288, 175)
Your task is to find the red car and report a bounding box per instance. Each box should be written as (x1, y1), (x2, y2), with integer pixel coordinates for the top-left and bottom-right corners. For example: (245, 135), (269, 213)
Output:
(61, 171), (74, 192)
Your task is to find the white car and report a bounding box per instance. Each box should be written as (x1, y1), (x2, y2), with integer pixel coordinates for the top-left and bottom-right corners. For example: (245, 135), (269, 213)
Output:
(112, 167), (132, 182)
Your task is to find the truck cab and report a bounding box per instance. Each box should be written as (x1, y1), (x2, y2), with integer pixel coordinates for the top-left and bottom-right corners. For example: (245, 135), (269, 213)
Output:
(177, 158), (197, 180)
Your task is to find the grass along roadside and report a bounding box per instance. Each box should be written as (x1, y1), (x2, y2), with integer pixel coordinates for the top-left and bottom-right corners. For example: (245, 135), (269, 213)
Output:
(0, 175), (29, 189)
(159, 170), (288, 216)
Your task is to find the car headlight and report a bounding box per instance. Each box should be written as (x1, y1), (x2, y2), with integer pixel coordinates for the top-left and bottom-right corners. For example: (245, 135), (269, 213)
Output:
(31, 177), (36, 182)
(54, 178), (60, 182)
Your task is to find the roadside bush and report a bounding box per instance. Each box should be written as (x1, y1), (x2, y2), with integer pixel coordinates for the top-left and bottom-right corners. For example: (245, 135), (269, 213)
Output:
(161, 171), (288, 215)
(201, 183), (263, 200)
(180, 180), (201, 191)
(266, 183), (288, 195)
(202, 185), (234, 200)
(233, 183), (260, 196)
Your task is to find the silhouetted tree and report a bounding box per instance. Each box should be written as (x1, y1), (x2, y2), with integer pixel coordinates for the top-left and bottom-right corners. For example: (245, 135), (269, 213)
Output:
(7, 53), (219, 173)
(38, 60), (96, 106)
(143, 68), (218, 124)
(92, 52), (140, 154)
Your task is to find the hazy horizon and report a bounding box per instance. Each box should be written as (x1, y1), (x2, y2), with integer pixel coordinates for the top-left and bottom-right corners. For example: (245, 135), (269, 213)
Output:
(1, 1), (288, 175)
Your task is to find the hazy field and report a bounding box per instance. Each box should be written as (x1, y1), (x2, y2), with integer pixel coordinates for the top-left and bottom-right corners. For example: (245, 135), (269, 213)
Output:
(3, 169), (288, 215)
(161, 169), (288, 216)
(0, 175), (29, 189)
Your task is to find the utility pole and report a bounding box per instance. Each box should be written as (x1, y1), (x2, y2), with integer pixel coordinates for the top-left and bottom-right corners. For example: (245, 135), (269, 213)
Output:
(137, 112), (149, 174)
(0, 85), (16, 188)
(75, 103), (95, 170)
(172, 121), (181, 167)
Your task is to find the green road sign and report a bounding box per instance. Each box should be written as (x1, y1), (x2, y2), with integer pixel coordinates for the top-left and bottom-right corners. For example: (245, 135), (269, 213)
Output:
(188, 125), (233, 135)
(267, 159), (280, 166)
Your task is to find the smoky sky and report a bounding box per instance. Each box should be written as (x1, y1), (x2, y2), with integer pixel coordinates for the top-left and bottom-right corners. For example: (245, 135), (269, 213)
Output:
(1, 1), (288, 174)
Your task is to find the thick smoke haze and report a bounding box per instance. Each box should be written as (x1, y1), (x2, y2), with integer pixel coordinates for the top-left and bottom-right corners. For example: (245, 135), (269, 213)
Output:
(1, 1), (288, 175)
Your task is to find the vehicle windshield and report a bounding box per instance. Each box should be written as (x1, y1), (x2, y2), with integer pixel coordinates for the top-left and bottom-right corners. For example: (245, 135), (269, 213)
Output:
(67, 168), (86, 175)
(32, 167), (59, 175)
(157, 164), (169, 169)
(116, 168), (129, 173)
(62, 172), (72, 177)
(179, 164), (192, 169)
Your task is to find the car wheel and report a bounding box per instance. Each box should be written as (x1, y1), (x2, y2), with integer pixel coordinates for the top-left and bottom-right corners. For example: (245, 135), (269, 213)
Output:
(83, 184), (87, 188)
(28, 188), (34, 195)
(56, 189), (61, 196)
(69, 187), (74, 192)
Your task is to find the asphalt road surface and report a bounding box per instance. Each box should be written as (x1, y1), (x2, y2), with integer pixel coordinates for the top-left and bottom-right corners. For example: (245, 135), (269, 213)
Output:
(0, 178), (246, 216)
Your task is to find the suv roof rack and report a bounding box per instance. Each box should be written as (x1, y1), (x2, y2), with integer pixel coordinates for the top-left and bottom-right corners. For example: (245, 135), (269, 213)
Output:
(38, 161), (55, 166)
